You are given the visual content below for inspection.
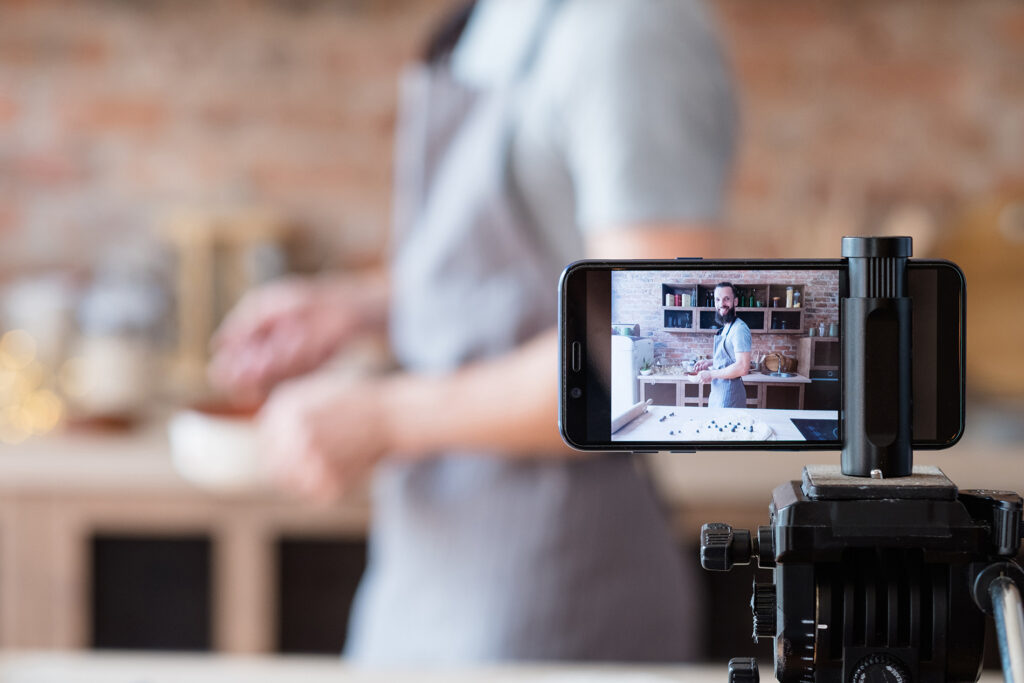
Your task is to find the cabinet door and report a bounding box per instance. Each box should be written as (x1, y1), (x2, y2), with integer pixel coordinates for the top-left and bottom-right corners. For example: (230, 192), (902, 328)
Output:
(764, 384), (803, 410)
(92, 535), (212, 651)
(643, 382), (677, 406)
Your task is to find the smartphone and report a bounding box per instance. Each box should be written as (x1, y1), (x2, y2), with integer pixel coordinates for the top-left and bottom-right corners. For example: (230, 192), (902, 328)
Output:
(559, 259), (965, 451)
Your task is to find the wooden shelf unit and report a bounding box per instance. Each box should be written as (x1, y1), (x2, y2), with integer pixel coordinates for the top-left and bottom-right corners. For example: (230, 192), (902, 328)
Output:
(659, 282), (807, 334)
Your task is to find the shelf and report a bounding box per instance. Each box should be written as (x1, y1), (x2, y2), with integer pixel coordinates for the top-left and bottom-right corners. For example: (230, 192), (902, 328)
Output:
(659, 282), (808, 334)
(663, 306), (804, 311)
(662, 307), (695, 331)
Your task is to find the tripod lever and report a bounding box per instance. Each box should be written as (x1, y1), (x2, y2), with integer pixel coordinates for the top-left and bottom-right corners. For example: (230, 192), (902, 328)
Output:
(991, 576), (1024, 683)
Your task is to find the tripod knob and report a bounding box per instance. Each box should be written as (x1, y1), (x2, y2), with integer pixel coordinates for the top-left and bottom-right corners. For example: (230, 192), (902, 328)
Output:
(751, 581), (777, 641)
(850, 653), (909, 683)
(727, 657), (759, 683)
(700, 523), (752, 571)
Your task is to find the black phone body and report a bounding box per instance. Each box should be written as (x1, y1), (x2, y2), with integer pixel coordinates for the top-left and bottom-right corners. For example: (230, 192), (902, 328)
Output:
(559, 258), (965, 452)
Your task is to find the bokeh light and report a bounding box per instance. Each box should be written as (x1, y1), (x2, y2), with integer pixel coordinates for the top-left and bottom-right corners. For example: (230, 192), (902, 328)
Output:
(0, 331), (65, 441)
(0, 330), (38, 371)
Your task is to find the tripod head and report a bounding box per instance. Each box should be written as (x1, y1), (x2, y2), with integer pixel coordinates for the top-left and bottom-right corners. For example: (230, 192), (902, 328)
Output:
(700, 237), (1024, 683)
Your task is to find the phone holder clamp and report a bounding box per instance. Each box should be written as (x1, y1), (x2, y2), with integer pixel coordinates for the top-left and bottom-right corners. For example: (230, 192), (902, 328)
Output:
(700, 237), (1024, 683)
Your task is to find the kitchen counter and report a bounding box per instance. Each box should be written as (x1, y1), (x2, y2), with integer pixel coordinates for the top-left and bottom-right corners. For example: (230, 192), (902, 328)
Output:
(639, 371), (810, 384)
(0, 651), (1008, 683)
(0, 652), (720, 683)
(1, 417), (1022, 654)
(638, 372), (810, 410)
(740, 371), (810, 383)
(0, 419), (369, 654)
(4, 414), (1018, 521)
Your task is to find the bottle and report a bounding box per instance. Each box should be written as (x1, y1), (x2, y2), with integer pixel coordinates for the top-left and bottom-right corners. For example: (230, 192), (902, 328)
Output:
(786, 286), (794, 308)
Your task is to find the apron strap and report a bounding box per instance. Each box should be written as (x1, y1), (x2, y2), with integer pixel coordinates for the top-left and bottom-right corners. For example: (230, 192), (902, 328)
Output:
(513, 0), (563, 80)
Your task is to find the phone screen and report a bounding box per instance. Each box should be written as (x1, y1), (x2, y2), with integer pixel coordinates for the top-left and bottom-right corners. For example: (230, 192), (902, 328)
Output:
(559, 260), (965, 451)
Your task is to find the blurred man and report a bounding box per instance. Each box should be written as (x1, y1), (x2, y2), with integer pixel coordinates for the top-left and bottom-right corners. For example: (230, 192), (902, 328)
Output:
(211, 0), (736, 663)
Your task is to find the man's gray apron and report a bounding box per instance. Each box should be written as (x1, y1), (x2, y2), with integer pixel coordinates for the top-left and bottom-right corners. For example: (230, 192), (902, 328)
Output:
(345, 5), (699, 664)
(709, 321), (746, 408)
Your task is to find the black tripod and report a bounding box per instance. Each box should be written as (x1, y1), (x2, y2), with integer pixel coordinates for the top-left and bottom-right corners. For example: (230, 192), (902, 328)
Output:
(700, 238), (1024, 683)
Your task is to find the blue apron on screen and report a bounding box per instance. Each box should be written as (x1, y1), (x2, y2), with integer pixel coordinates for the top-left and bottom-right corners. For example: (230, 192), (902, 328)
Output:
(708, 320), (746, 408)
(343, 1), (701, 664)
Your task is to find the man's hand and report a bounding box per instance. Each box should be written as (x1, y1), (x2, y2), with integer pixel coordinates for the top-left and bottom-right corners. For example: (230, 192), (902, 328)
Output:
(209, 271), (387, 401)
(693, 359), (713, 372)
(258, 371), (390, 502)
(695, 369), (715, 384)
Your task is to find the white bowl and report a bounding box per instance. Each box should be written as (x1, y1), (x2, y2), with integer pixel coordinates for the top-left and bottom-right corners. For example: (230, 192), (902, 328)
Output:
(168, 408), (268, 493)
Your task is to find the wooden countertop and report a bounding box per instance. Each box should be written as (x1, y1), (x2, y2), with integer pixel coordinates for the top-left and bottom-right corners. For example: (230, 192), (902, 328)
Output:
(639, 372), (811, 384)
(0, 652), (724, 683)
(0, 420), (182, 493)
(646, 432), (1024, 509)
(0, 652), (1007, 683)
(3, 417), (1022, 523)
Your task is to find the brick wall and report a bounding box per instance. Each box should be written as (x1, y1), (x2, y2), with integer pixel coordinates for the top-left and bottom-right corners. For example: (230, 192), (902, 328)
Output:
(0, 0), (444, 271)
(718, 0), (1024, 257)
(1, 0), (1022, 271)
(612, 269), (839, 369)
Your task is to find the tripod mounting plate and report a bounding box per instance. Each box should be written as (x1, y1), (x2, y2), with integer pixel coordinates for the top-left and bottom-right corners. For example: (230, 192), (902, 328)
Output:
(802, 464), (958, 501)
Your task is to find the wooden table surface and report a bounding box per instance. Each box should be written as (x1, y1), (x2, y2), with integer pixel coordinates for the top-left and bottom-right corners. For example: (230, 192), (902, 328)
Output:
(0, 652), (1008, 683)
(5, 415), (1019, 507)
(639, 372), (811, 384)
(0, 652), (722, 683)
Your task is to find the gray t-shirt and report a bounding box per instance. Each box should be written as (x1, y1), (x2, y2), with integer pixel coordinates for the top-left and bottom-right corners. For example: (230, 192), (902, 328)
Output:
(720, 319), (753, 358)
(453, 0), (737, 259)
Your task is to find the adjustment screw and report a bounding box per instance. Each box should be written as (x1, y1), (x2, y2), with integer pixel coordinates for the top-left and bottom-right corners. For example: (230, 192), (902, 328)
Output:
(756, 525), (775, 568)
(700, 523), (752, 571)
(850, 653), (909, 683)
(727, 657), (759, 683)
(751, 581), (777, 642)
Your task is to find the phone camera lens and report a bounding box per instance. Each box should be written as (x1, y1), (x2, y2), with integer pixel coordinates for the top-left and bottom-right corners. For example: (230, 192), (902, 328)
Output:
(570, 387), (583, 399)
